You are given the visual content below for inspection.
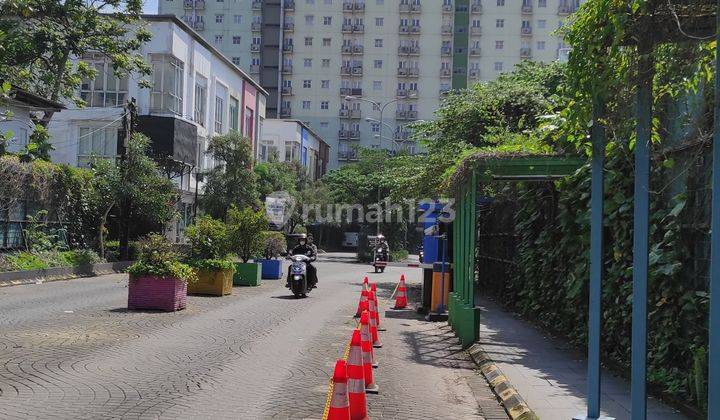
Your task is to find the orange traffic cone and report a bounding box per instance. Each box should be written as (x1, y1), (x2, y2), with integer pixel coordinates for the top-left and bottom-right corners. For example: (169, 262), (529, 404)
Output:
(347, 330), (369, 420)
(368, 291), (383, 348)
(360, 310), (379, 393)
(394, 275), (408, 309)
(359, 301), (378, 368)
(370, 283), (385, 331)
(328, 360), (351, 420)
(354, 289), (369, 318)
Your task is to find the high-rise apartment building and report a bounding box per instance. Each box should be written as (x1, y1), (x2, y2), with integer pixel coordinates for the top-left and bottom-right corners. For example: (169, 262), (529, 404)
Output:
(159, 0), (582, 168)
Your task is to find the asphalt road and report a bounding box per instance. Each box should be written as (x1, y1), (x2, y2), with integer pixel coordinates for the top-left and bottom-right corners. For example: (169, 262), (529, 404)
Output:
(0, 256), (499, 419)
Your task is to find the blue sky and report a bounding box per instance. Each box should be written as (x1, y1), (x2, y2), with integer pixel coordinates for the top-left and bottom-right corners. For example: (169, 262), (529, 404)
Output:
(143, 0), (158, 14)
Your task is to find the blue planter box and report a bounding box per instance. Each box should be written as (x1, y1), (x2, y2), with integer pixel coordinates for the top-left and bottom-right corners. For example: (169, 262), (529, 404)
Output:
(259, 259), (283, 279)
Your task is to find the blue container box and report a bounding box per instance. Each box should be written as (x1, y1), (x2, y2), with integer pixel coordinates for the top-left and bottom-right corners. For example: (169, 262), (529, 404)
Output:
(259, 259), (283, 279)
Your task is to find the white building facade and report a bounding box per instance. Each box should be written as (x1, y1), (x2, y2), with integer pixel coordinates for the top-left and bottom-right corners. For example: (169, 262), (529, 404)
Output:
(258, 119), (329, 181)
(158, 0), (583, 168)
(48, 15), (267, 241)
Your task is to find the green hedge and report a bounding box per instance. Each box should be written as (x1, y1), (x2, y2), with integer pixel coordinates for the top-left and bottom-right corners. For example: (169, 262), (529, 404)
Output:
(0, 250), (102, 272)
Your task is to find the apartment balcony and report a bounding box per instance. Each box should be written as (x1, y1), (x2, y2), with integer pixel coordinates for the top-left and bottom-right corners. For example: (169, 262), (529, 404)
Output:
(282, 44), (293, 52)
(183, 0), (193, 9)
(441, 25), (453, 34)
(281, 86), (293, 96)
(396, 89), (418, 98)
(399, 25), (410, 34)
(399, 4), (410, 12)
(441, 46), (452, 56)
(338, 149), (359, 162)
(469, 69), (480, 79)
(396, 110), (418, 121)
(398, 45), (420, 55)
(194, 0), (205, 9)
(470, 26), (482, 35)
(282, 65), (293, 74)
(250, 64), (260, 73)
(394, 131), (411, 141)
(471, 3), (483, 13)
(339, 88), (363, 97)
(521, 4), (533, 13)
(280, 108), (292, 117)
(351, 66), (363, 75)
(354, 2), (365, 11)
(339, 109), (362, 119)
(521, 27), (533, 36)
(353, 24), (365, 33)
(339, 130), (360, 139)
(520, 48), (532, 58)
(251, 22), (262, 31)
(283, 22), (294, 31)
(469, 47), (481, 56)
(557, 5), (577, 15)
(397, 68), (419, 78)
(341, 45), (353, 54)
(343, 1), (353, 11)
(439, 87), (451, 95)
(251, 44), (261, 52)
(410, 25), (421, 34)
(194, 21), (205, 30)
(352, 45), (364, 54)
(252, 0), (262, 10)
(284, 1), (295, 11)
(440, 68), (451, 78)
(409, 4), (421, 12)
(442, 4), (453, 13)
(342, 24), (353, 33)
(341, 66), (351, 75)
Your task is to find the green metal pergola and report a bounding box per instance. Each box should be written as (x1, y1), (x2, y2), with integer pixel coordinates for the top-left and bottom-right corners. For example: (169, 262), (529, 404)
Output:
(448, 154), (584, 346)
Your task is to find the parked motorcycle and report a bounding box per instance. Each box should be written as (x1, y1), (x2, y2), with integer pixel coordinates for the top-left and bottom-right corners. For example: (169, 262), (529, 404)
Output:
(374, 248), (388, 273)
(286, 254), (314, 298)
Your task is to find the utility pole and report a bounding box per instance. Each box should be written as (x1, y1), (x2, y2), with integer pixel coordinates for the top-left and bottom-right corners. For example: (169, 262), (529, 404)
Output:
(118, 98), (137, 261)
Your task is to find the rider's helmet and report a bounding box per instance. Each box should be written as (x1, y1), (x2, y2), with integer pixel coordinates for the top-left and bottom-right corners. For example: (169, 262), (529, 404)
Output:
(297, 233), (307, 245)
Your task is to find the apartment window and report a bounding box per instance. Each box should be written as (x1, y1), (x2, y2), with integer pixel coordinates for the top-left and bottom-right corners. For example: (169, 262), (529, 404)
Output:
(231, 57), (240, 66)
(375, 39), (383, 47)
(537, 41), (546, 50)
(303, 80), (312, 88)
(494, 62), (503, 71)
(373, 80), (382, 90)
(321, 101), (329, 110)
(302, 100), (311, 109)
(244, 107), (254, 139)
(374, 60), (382, 69)
(304, 58), (312, 67)
(376, 0), (383, 4)
(496, 19), (504, 28)
(495, 40), (504, 49)
(305, 15), (314, 25)
(77, 127), (117, 167)
(371, 122), (380, 133)
(538, 19), (546, 29)
(229, 96), (239, 131)
(323, 16), (332, 25)
(214, 35), (223, 45)
(321, 80), (330, 88)
(79, 56), (129, 107)
(375, 17), (383, 26)
(538, 0), (546, 6)
(150, 54), (184, 115)
(234, 15), (242, 24)
(305, 37), (313, 46)
(252, 58), (261, 65)
(215, 14), (224, 23)
(323, 38), (332, 46)
(233, 36), (241, 44)
(214, 86), (227, 133)
(322, 59), (330, 67)
(496, 0), (504, 5)
(194, 75), (207, 126)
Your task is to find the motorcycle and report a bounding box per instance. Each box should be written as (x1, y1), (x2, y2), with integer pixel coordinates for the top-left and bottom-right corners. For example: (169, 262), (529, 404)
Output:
(374, 248), (388, 273)
(418, 245), (424, 264)
(286, 254), (314, 298)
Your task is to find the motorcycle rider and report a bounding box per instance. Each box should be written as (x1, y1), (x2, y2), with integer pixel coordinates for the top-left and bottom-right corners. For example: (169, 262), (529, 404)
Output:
(289, 234), (318, 288)
(376, 234), (390, 257)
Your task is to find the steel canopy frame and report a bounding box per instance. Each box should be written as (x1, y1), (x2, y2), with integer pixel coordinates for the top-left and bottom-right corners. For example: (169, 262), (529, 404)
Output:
(449, 155), (584, 348)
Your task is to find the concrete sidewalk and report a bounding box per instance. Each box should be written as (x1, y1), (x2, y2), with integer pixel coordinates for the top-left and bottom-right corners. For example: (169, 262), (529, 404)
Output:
(476, 296), (690, 420)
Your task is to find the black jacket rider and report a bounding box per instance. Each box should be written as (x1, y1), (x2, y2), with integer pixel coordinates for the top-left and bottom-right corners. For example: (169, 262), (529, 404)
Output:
(291, 243), (318, 287)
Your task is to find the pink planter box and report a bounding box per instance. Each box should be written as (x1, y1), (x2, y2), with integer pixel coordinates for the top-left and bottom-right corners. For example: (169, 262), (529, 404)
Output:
(128, 275), (187, 312)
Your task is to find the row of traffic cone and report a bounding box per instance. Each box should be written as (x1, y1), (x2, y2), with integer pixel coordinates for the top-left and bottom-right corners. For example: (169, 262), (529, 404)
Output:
(327, 274), (410, 419)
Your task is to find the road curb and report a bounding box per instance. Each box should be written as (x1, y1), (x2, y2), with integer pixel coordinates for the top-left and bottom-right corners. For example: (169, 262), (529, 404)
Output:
(0, 261), (132, 288)
(467, 343), (539, 420)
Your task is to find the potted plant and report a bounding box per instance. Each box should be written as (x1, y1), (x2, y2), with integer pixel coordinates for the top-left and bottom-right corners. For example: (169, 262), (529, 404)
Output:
(127, 234), (197, 311)
(185, 216), (235, 296)
(259, 231), (285, 280)
(228, 205), (267, 286)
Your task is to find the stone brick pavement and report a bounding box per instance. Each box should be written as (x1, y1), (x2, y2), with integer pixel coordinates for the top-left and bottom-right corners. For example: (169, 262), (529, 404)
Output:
(0, 258), (503, 419)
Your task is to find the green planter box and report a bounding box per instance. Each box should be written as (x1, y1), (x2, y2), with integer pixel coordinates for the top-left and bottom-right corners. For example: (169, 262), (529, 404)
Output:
(233, 262), (262, 286)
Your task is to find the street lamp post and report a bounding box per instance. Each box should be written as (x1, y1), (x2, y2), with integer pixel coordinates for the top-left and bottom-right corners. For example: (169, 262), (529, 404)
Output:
(343, 93), (417, 154)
